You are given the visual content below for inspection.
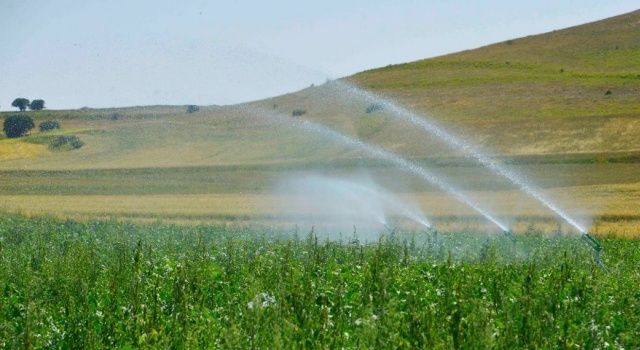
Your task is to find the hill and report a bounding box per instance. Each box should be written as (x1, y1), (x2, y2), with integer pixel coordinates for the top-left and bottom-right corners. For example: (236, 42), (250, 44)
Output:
(0, 10), (639, 234)
(344, 9), (640, 155)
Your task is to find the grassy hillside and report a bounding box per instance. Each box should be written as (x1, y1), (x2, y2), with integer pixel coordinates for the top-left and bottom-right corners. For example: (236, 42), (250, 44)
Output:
(351, 9), (640, 118)
(346, 9), (640, 154)
(0, 10), (639, 233)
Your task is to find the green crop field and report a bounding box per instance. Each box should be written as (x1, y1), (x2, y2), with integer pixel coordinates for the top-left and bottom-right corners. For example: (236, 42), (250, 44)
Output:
(2, 4), (640, 350)
(1, 215), (638, 348)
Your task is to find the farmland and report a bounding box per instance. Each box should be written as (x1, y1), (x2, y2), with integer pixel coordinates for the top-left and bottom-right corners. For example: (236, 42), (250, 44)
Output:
(2, 11), (640, 233)
(1, 215), (639, 348)
(0, 7), (639, 350)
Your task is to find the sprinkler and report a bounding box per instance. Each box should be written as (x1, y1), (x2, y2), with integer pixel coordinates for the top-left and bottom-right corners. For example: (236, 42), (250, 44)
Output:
(502, 230), (517, 243)
(581, 233), (603, 266)
(383, 223), (397, 236)
(425, 227), (439, 249)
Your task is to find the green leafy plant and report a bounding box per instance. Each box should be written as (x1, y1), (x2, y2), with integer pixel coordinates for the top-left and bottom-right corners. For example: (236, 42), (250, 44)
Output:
(0, 214), (637, 349)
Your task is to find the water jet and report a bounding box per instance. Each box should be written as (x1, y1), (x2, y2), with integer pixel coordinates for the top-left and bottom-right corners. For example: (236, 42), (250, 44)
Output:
(242, 106), (509, 232)
(331, 81), (587, 233)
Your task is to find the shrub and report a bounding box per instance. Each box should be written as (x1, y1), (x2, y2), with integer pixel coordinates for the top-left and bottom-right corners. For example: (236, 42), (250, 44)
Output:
(3, 115), (35, 138)
(605, 90), (612, 95)
(186, 105), (200, 113)
(39, 120), (60, 132)
(292, 109), (306, 117)
(49, 135), (84, 150)
(365, 103), (384, 114)
(111, 113), (122, 120)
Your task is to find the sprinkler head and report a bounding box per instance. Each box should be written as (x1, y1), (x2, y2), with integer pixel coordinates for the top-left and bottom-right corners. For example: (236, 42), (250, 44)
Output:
(424, 226), (437, 235)
(502, 230), (517, 243)
(581, 233), (603, 266)
(383, 223), (397, 235)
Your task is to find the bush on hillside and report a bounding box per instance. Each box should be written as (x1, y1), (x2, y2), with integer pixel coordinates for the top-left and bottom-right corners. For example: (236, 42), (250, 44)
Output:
(3, 115), (35, 138)
(49, 135), (84, 150)
(292, 109), (306, 117)
(365, 103), (384, 114)
(39, 120), (60, 132)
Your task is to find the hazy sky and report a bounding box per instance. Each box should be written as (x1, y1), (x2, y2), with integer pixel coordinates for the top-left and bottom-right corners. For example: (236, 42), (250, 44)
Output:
(1, 1), (638, 110)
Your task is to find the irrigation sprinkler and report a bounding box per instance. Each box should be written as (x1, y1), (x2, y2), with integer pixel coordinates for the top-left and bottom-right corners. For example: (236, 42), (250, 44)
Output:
(426, 227), (440, 250)
(383, 223), (398, 236)
(502, 230), (517, 244)
(581, 233), (603, 266)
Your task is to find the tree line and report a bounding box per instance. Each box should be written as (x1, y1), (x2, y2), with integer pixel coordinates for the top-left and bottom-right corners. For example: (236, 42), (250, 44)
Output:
(10, 98), (45, 111)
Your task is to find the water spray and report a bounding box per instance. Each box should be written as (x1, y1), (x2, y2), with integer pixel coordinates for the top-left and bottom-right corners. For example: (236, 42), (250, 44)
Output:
(242, 106), (509, 232)
(330, 177), (432, 229)
(331, 81), (587, 233)
(329, 81), (605, 261)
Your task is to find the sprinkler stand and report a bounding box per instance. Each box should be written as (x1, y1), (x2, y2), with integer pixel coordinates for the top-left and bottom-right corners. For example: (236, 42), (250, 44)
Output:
(581, 233), (603, 266)
(502, 230), (517, 244)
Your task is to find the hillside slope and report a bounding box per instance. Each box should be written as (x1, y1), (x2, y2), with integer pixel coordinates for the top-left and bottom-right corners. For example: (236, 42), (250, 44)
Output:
(0, 10), (639, 233)
(351, 9), (640, 119)
(341, 9), (640, 154)
(2, 10), (639, 169)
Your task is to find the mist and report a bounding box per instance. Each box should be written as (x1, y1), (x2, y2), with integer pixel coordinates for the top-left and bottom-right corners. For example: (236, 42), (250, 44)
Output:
(273, 174), (430, 240)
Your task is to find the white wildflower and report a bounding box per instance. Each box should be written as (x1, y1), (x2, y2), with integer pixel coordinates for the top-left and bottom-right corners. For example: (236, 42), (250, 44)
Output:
(248, 292), (276, 310)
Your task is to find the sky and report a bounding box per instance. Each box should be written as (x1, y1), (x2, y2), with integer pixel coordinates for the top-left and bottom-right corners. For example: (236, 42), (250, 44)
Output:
(0, 0), (638, 110)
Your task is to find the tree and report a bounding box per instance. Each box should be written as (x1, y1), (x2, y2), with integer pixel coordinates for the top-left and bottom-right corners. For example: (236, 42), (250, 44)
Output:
(29, 99), (45, 110)
(39, 120), (60, 132)
(3, 115), (35, 138)
(11, 98), (30, 111)
(186, 105), (200, 113)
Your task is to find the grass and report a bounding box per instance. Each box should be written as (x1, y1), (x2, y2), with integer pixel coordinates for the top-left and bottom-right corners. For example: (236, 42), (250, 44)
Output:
(0, 160), (639, 235)
(0, 214), (638, 349)
(0, 139), (47, 161)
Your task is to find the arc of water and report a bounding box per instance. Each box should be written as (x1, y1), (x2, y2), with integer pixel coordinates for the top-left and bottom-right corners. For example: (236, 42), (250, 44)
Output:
(330, 177), (431, 228)
(333, 81), (586, 233)
(242, 106), (509, 232)
(321, 177), (389, 226)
